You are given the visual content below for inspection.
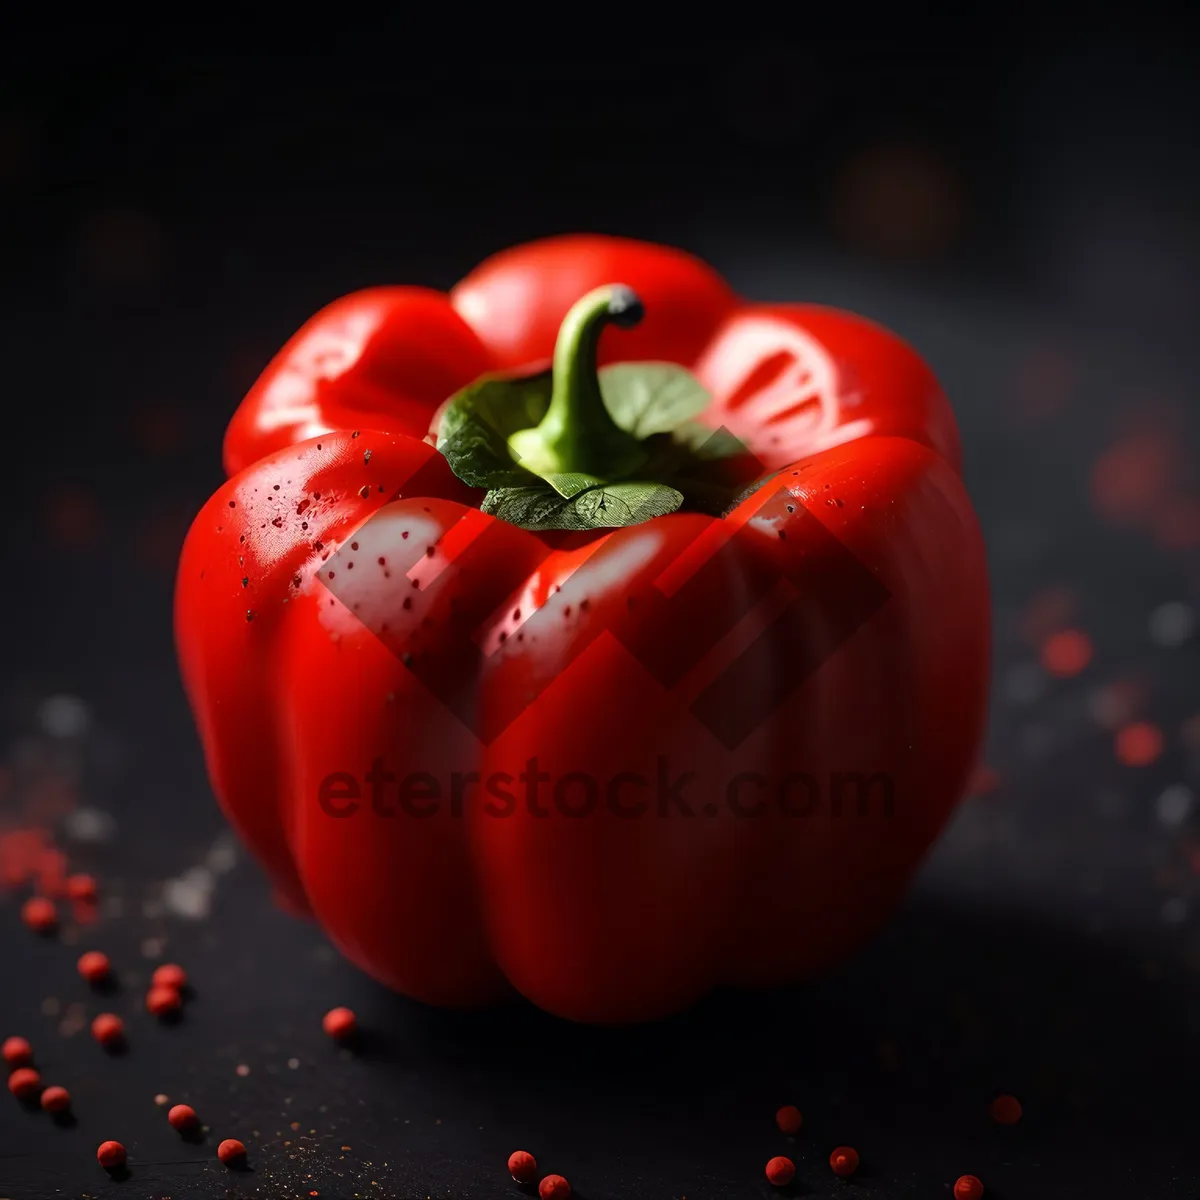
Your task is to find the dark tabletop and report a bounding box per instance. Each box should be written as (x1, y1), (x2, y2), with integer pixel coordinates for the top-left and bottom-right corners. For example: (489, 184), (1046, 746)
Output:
(2, 28), (1199, 1200)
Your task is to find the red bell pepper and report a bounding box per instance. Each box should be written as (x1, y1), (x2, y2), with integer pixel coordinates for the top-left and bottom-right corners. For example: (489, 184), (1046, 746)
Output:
(177, 235), (988, 1023)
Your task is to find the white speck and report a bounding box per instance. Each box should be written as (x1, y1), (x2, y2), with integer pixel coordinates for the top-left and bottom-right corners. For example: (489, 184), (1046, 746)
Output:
(1005, 663), (1046, 705)
(63, 807), (116, 843)
(288, 1057), (300, 1069)
(182, 865), (215, 889)
(163, 875), (213, 920)
(205, 836), (238, 874)
(1149, 601), (1195, 647)
(142, 936), (166, 959)
(1155, 783), (1195, 828)
(1162, 897), (1187, 924)
(38, 694), (90, 738)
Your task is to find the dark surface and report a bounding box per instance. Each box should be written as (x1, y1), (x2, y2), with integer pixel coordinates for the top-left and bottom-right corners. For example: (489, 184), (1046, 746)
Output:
(3, 30), (1200, 1200)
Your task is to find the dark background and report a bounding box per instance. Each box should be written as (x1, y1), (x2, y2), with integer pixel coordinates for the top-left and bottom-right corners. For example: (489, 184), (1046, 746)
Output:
(3, 25), (1200, 1200)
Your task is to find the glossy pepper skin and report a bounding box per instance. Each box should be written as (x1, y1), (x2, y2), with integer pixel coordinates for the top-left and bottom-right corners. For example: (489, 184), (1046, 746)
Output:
(178, 235), (988, 1023)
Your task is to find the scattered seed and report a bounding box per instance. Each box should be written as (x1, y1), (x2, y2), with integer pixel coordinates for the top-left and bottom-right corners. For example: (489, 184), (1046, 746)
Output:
(151, 963), (187, 991)
(1116, 721), (1163, 766)
(91, 1013), (124, 1046)
(766, 1156), (795, 1186)
(218, 1138), (247, 1165)
(21, 896), (57, 933)
(168, 1103), (198, 1130)
(322, 1006), (356, 1040)
(97, 1140), (126, 1169)
(2, 1036), (32, 1067)
(508, 1150), (537, 1182)
(538, 1174), (570, 1200)
(768, 1156), (796, 1185)
(1041, 629), (1092, 677)
(830, 1146), (859, 1177)
(146, 986), (182, 1017)
(954, 1176), (984, 1200)
(775, 1104), (802, 1135)
(7, 1067), (40, 1097)
(66, 874), (98, 902)
(77, 950), (111, 983)
(990, 1094), (1022, 1124)
(40, 1085), (70, 1112)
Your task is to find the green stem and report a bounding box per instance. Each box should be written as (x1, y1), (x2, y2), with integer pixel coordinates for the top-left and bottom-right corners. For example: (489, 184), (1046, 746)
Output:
(509, 284), (648, 480)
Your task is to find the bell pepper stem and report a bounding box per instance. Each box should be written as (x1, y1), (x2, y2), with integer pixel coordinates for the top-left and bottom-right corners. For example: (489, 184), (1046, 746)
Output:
(509, 285), (648, 479)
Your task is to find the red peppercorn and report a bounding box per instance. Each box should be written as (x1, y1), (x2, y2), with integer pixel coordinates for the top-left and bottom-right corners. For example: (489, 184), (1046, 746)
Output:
(765, 1156), (795, 1186)
(538, 1175), (571, 1200)
(21, 896), (57, 933)
(508, 1150), (538, 1182)
(168, 1103), (198, 1130)
(78, 950), (111, 983)
(954, 1175), (984, 1200)
(66, 873), (98, 902)
(40, 1085), (71, 1112)
(322, 1006), (357, 1039)
(2, 1036), (33, 1067)
(990, 1093), (1022, 1125)
(91, 1013), (124, 1046)
(775, 1104), (803, 1135)
(7, 1066), (40, 1098)
(1041, 629), (1092, 677)
(146, 986), (183, 1017)
(151, 963), (187, 991)
(218, 1138), (246, 1165)
(830, 1146), (859, 1177)
(1115, 721), (1163, 767)
(97, 1140), (126, 1169)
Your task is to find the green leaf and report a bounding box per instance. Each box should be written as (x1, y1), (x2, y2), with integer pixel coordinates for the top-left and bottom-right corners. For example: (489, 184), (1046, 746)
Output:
(671, 421), (748, 460)
(436, 370), (553, 488)
(542, 471), (606, 499)
(599, 362), (712, 438)
(482, 480), (684, 532)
